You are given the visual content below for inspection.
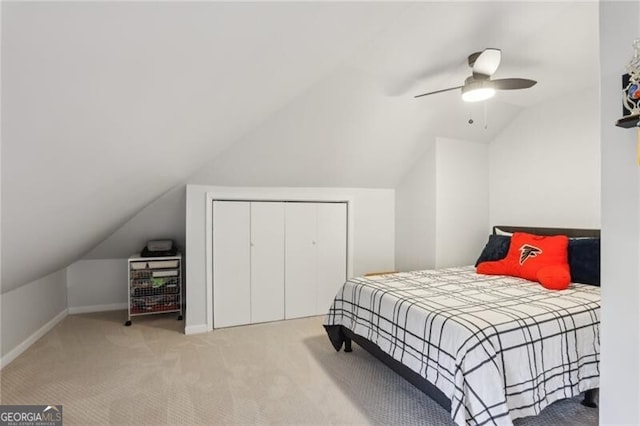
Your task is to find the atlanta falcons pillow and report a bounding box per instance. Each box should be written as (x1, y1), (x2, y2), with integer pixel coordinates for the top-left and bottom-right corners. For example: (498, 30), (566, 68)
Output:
(476, 232), (571, 290)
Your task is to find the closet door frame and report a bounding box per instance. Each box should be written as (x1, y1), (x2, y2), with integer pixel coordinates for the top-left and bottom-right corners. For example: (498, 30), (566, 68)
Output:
(205, 192), (354, 331)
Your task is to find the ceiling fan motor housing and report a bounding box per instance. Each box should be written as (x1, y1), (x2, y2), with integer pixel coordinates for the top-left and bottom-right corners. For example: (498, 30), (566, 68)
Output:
(469, 48), (502, 77)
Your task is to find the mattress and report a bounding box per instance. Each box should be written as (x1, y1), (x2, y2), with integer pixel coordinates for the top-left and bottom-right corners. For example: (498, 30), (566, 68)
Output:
(324, 266), (600, 426)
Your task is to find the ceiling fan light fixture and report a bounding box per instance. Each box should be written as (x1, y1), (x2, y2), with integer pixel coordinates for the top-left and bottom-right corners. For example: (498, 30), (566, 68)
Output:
(413, 48), (536, 101)
(461, 81), (495, 102)
(462, 87), (495, 102)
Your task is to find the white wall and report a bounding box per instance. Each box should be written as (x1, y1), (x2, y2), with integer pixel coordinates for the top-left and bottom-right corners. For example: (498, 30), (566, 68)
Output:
(66, 259), (128, 314)
(1, 269), (68, 366)
(394, 137), (489, 271)
(435, 137), (489, 268)
(0, 0), (3, 365)
(395, 143), (436, 271)
(489, 88), (600, 228)
(599, 2), (640, 424)
(72, 186), (185, 315)
(185, 185), (395, 333)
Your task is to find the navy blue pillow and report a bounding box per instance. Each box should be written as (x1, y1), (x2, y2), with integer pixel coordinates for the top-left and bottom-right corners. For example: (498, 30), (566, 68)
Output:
(568, 238), (600, 286)
(475, 235), (511, 267)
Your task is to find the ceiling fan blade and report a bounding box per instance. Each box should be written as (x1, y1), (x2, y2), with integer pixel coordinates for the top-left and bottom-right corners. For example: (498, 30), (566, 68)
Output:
(414, 85), (463, 98)
(492, 78), (537, 90)
(472, 48), (501, 77)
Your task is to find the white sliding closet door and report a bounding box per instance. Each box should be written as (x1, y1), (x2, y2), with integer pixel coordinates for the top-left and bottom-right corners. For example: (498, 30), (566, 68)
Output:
(316, 203), (347, 315)
(285, 203), (318, 319)
(213, 201), (251, 328)
(213, 199), (348, 326)
(285, 202), (347, 319)
(250, 202), (285, 323)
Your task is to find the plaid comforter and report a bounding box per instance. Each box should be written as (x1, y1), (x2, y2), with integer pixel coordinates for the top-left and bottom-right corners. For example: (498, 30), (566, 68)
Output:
(324, 266), (600, 426)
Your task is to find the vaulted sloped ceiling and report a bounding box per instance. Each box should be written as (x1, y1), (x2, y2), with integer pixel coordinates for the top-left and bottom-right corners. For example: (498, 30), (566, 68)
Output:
(190, 67), (522, 187)
(1, 1), (407, 292)
(1, 2), (598, 292)
(192, 1), (599, 187)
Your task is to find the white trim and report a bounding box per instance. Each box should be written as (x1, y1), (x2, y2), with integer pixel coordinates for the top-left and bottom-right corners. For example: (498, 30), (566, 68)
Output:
(205, 188), (355, 332)
(68, 303), (128, 315)
(185, 324), (209, 335)
(1, 309), (68, 369)
(206, 193), (214, 332)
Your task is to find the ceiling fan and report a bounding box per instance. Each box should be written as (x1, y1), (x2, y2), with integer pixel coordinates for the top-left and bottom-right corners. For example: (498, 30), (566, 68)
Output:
(414, 48), (537, 102)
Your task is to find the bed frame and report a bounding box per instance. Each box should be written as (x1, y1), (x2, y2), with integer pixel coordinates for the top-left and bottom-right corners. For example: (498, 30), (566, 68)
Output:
(492, 225), (600, 239)
(326, 226), (600, 416)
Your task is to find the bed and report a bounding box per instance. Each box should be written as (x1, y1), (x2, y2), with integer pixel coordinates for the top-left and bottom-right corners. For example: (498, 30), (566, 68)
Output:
(324, 226), (600, 426)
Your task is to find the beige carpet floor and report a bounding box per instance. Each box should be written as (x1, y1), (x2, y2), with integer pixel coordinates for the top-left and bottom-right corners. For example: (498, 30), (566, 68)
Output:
(0, 311), (597, 425)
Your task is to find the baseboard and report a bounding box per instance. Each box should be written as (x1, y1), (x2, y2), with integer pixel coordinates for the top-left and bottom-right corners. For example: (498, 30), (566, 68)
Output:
(185, 324), (209, 335)
(1, 309), (68, 369)
(68, 303), (127, 314)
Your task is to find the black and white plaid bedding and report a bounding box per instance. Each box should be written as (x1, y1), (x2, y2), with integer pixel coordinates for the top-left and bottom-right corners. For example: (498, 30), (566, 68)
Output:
(324, 266), (600, 426)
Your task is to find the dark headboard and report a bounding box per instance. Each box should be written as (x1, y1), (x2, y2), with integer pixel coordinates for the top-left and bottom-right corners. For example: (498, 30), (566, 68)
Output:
(493, 226), (600, 238)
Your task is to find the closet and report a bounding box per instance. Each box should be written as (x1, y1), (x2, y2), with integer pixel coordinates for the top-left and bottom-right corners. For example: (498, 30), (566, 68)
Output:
(212, 200), (347, 328)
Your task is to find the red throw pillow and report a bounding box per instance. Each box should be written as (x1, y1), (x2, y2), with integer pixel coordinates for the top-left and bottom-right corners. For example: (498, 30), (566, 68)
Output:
(537, 264), (571, 290)
(477, 232), (570, 290)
